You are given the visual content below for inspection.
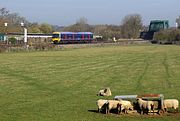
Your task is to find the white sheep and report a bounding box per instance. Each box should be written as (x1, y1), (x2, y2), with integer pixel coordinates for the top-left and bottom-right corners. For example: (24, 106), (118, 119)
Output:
(97, 87), (112, 96)
(96, 99), (108, 113)
(163, 99), (179, 112)
(107, 100), (121, 114)
(118, 100), (134, 114)
(137, 98), (155, 115)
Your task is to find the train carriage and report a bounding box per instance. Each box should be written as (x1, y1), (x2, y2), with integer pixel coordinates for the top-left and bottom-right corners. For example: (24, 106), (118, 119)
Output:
(52, 32), (93, 44)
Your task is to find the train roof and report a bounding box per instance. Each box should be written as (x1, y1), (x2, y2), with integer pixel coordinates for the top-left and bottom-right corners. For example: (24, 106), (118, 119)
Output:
(60, 32), (76, 34)
(55, 32), (93, 34)
(77, 32), (93, 34)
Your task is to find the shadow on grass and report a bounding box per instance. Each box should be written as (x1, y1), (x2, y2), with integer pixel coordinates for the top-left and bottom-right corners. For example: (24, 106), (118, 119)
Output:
(88, 109), (99, 113)
(88, 109), (119, 114)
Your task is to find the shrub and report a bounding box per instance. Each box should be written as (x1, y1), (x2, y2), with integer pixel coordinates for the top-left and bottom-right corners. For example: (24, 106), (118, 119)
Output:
(153, 29), (180, 44)
(8, 37), (17, 44)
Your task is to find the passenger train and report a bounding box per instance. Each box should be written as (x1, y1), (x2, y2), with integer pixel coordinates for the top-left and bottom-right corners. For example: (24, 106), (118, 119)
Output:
(52, 32), (93, 44)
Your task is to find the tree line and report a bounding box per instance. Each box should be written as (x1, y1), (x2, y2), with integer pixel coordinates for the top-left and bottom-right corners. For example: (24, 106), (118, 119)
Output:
(0, 7), (143, 39)
(0, 8), (53, 34)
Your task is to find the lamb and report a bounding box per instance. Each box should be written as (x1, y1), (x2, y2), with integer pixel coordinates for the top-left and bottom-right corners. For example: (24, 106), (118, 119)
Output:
(96, 99), (108, 113)
(106, 100), (121, 114)
(163, 99), (179, 112)
(118, 99), (134, 114)
(137, 98), (155, 115)
(97, 87), (112, 96)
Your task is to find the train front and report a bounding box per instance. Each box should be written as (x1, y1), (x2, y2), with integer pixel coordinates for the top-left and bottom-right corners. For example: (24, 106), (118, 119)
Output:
(52, 32), (61, 44)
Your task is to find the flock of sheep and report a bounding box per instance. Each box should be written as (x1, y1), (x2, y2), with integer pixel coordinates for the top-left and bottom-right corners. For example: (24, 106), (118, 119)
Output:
(96, 88), (179, 115)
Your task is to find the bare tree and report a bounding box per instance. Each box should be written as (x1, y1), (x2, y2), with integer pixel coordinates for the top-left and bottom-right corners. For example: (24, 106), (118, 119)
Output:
(0, 7), (30, 33)
(76, 17), (88, 25)
(63, 17), (91, 32)
(7, 13), (28, 25)
(0, 7), (9, 18)
(0, 8), (9, 33)
(94, 25), (107, 35)
(74, 17), (90, 32)
(121, 14), (143, 39)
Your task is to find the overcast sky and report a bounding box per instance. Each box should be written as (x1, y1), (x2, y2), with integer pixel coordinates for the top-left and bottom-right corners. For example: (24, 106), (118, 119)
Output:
(0, 0), (179, 26)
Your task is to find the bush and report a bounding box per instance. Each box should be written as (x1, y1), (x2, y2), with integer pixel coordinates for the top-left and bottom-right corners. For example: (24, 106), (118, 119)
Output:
(8, 37), (17, 44)
(153, 29), (180, 44)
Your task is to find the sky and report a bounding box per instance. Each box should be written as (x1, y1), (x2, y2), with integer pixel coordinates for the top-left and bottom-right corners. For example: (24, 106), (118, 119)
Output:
(0, 0), (180, 26)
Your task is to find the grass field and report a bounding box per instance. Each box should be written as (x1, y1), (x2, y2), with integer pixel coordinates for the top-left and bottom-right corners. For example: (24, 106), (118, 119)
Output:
(0, 45), (180, 121)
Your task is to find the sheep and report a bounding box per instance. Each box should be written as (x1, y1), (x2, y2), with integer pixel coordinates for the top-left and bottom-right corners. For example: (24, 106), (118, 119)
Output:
(163, 99), (179, 112)
(97, 87), (112, 96)
(118, 99), (134, 114)
(106, 100), (121, 114)
(97, 89), (104, 96)
(137, 98), (155, 115)
(96, 99), (108, 113)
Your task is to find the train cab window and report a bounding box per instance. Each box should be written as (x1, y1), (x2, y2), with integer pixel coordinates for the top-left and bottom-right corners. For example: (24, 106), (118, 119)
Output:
(52, 34), (59, 38)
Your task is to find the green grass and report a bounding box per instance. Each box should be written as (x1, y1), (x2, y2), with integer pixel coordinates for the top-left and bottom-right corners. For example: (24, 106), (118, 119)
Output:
(0, 45), (180, 121)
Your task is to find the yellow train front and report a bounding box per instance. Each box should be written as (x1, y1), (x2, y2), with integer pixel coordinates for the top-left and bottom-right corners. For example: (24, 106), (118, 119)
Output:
(52, 32), (93, 44)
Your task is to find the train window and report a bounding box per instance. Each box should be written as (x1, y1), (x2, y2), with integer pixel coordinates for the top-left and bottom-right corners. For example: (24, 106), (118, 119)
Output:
(67, 34), (70, 38)
(52, 34), (59, 38)
(84, 34), (88, 39)
(91, 35), (93, 38)
(62, 34), (68, 39)
(69, 34), (74, 39)
(77, 34), (82, 40)
(61, 34), (65, 39)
